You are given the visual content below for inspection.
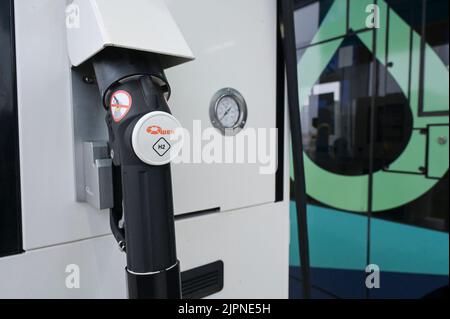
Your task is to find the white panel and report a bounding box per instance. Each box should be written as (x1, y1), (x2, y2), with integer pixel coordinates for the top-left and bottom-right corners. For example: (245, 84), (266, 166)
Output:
(67, 0), (194, 67)
(177, 202), (290, 299)
(0, 202), (289, 299)
(166, 0), (278, 214)
(15, 0), (282, 257)
(14, 0), (112, 250)
(0, 235), (126, 299)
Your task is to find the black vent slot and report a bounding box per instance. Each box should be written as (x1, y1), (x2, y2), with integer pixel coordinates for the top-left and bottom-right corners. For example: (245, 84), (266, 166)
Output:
(181, 261), (224, 299)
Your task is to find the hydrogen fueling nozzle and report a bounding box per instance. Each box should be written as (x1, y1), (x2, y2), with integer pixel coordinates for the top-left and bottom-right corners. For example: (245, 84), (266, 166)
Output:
(92, 48), (183, 299)
(65, 0), (194, 299)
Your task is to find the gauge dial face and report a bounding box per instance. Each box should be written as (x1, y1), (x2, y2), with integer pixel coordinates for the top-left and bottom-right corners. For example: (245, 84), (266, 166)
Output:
(216, 96), (240, 128)
(210, 88), (247, 136)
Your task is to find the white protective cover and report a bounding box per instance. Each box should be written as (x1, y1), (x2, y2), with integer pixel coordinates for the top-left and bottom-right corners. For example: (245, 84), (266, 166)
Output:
(66, 0), (194, 67)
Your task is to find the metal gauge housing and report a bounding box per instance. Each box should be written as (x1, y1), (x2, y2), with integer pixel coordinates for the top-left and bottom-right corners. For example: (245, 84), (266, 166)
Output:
(210, 88), (247, 135)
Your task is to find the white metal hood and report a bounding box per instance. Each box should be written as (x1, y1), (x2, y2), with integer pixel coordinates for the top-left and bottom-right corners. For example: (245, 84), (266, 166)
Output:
(66, 0), (194, 67)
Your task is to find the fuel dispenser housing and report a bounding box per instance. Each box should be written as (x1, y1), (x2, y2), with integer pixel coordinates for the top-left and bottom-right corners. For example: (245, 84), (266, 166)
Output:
(0, 0), (290, 299)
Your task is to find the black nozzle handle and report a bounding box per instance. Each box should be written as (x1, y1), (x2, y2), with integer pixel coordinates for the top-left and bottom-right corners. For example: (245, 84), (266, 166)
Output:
(92, 48), (181, 298)
(120, 161), (177, 274)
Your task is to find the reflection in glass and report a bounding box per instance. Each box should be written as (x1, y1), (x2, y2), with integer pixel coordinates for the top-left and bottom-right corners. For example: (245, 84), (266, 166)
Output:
(300, 34), (412, 176)
(425, 0), (449, 67)
(294, 0), (344, 48)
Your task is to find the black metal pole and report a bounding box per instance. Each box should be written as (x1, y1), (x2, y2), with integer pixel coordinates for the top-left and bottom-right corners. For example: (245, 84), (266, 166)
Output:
(279, 0), (312, 299)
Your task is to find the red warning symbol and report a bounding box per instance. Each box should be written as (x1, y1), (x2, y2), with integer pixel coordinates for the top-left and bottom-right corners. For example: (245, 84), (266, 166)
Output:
(110, 90), (132, 122)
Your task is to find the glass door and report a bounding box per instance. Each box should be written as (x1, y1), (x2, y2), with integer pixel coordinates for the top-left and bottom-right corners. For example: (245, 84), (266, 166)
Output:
(290, 0), (449, 299)
(369, 0), (449, 299)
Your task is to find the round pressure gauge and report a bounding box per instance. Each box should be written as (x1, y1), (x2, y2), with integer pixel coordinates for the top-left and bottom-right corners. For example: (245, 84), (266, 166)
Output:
(210, 88), (247, 135)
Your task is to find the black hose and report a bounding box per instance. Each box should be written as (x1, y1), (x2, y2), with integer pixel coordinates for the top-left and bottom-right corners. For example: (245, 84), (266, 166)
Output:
(110, 163), (126, 251)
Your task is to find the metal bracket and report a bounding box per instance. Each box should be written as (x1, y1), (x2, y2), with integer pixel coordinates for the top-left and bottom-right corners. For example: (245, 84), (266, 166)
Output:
(71, 63), (112, 209)
(83, 141), (114, 210)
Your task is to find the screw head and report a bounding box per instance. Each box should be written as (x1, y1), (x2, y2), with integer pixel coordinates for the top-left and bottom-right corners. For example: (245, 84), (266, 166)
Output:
(83, 75), (95, 84)
(118, 241), (126, 252)
(438, 136), (448, 145)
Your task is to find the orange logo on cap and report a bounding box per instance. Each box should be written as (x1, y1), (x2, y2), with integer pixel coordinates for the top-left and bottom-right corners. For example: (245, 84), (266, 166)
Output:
(147, 125), (175, 135)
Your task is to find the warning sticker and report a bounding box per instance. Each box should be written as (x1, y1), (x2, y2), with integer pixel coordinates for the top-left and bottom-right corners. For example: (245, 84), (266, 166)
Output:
(110, 90), (132, 122)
